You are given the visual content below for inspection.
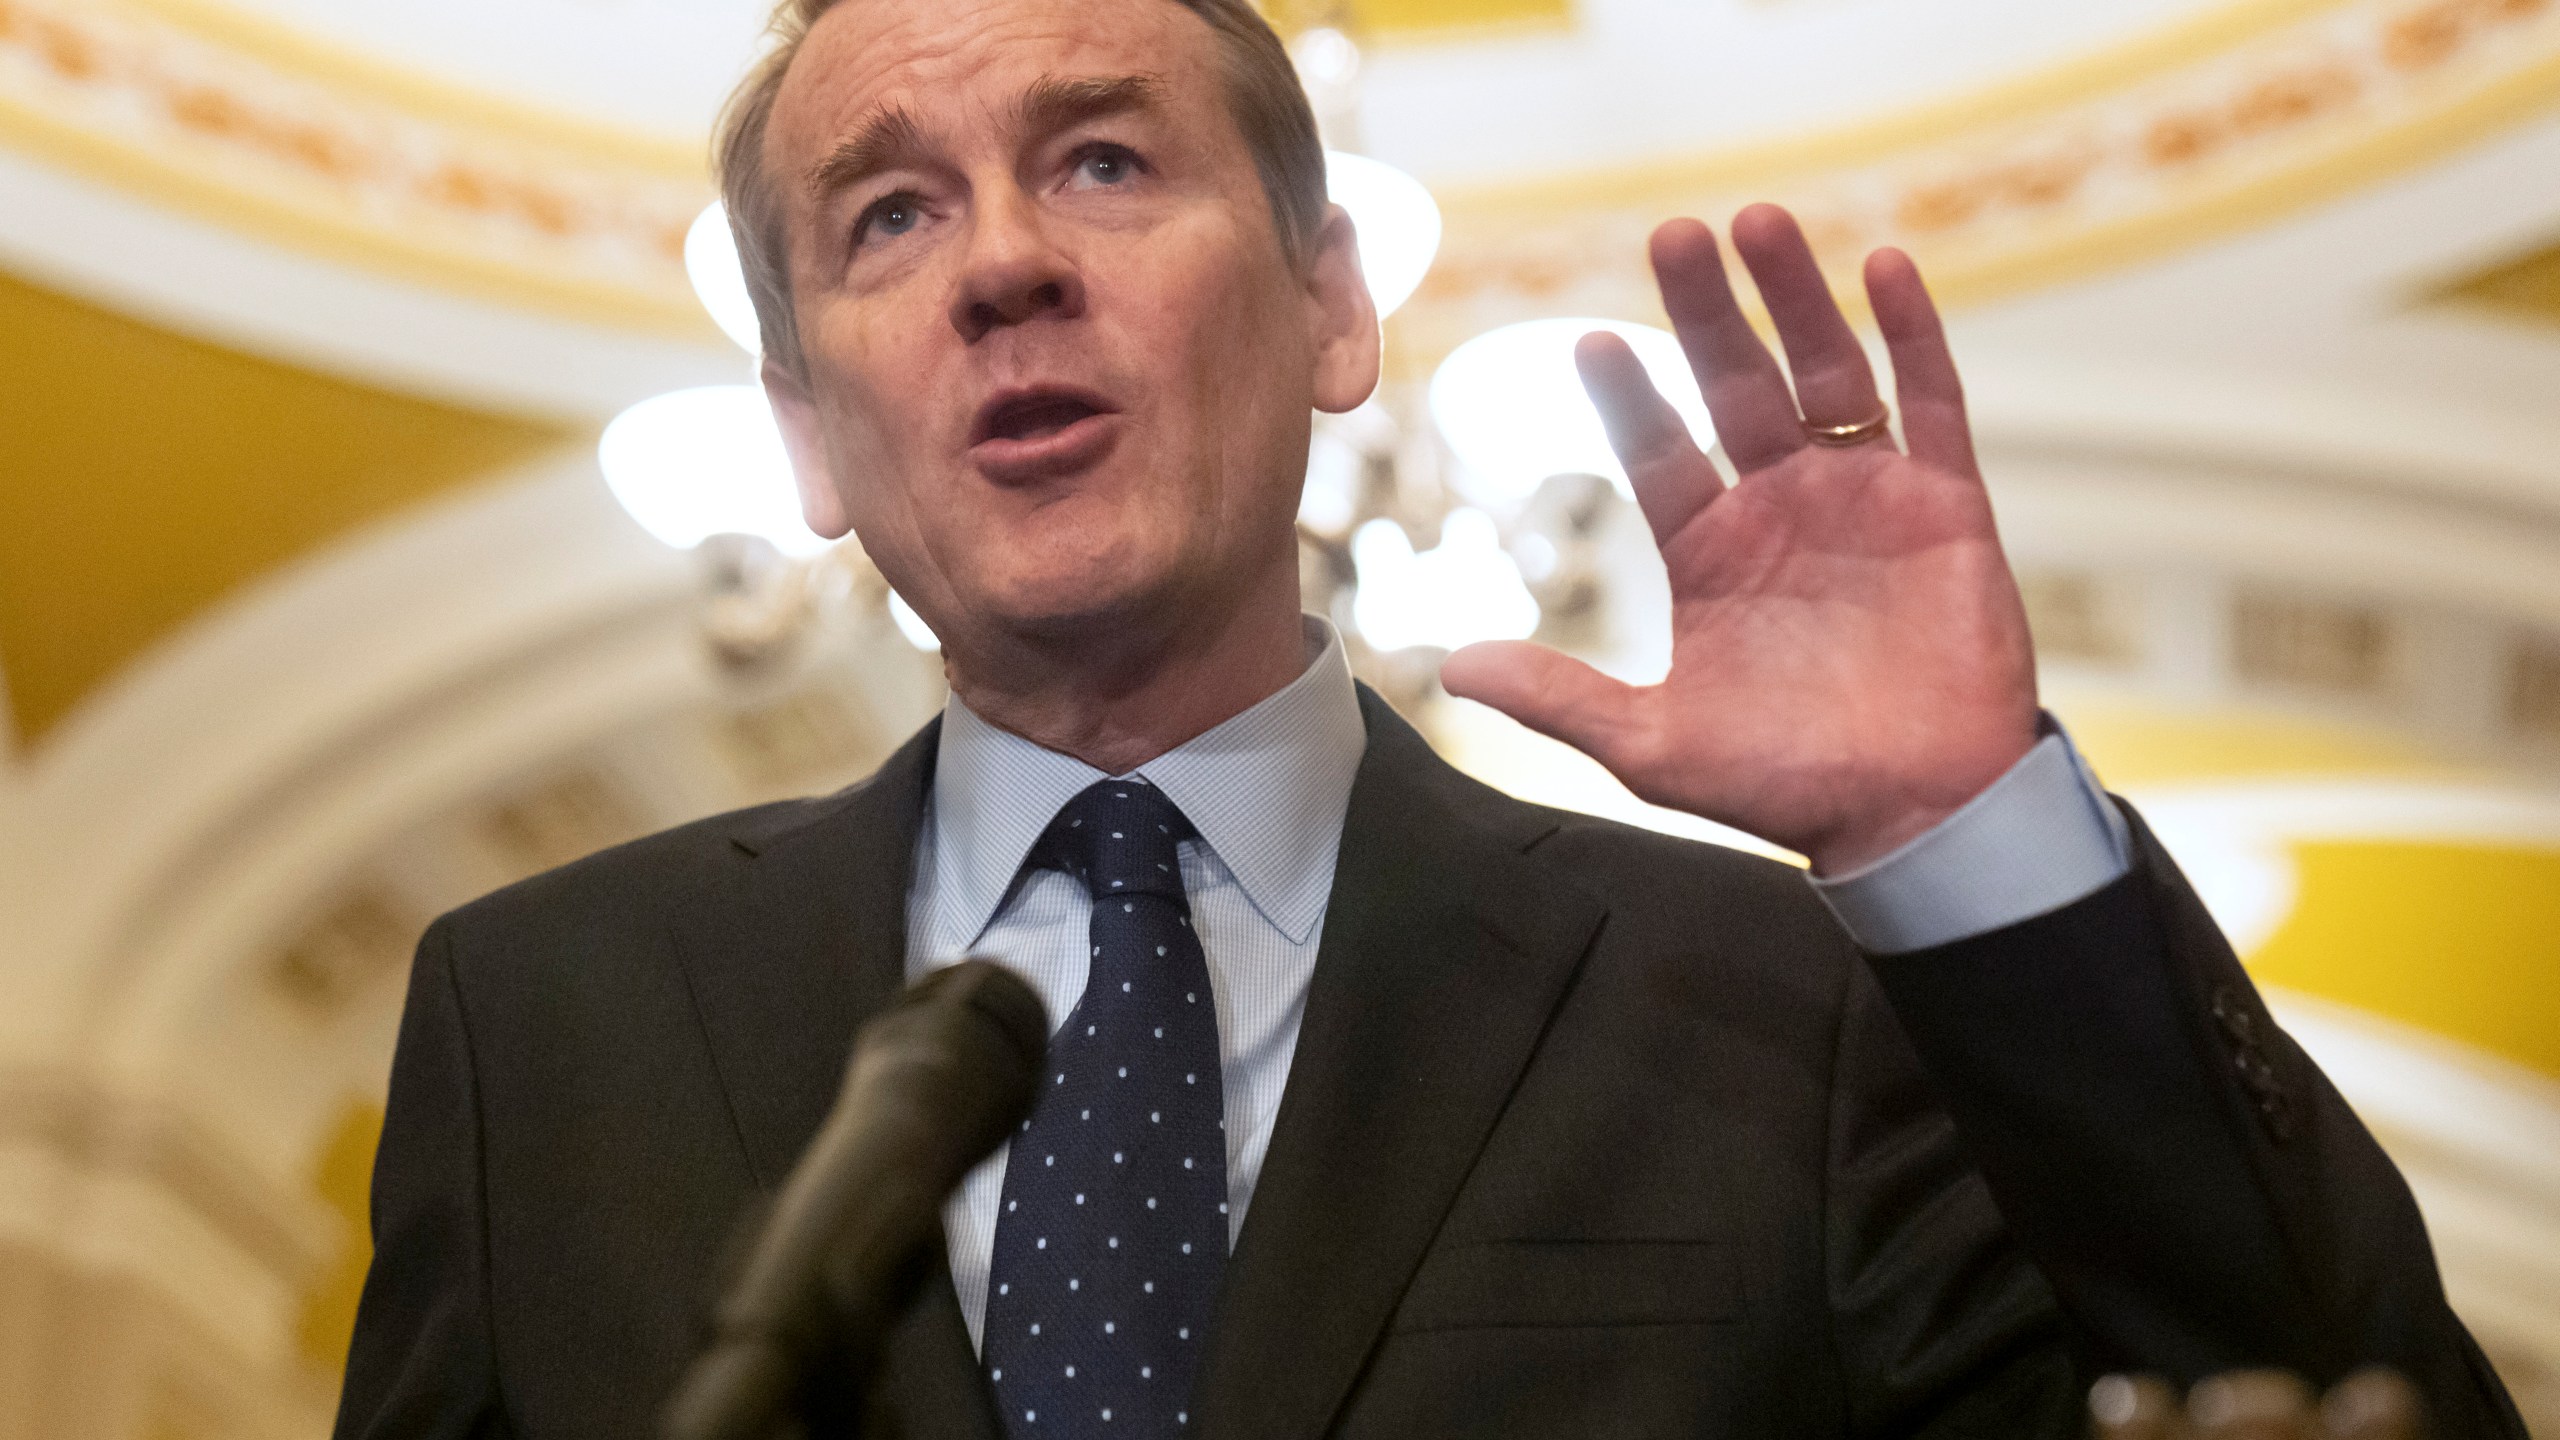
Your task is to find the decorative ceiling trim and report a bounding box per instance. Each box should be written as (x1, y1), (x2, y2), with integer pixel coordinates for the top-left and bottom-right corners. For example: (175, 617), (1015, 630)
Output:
(1914, 40), (2560, 302)
(114, 0), (708, 167)
(1, 0), (2553, 341)
(0, 0), (713, 333)
(1399, 0), (2560, 362)
(1439, 0), (2370, 206)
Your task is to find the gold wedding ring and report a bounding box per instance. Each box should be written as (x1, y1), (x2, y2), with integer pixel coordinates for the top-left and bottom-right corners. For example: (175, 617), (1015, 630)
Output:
(1803, 407), (1892, 447)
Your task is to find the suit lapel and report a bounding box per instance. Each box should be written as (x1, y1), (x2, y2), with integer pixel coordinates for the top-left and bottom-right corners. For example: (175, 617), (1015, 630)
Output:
(671, 718), (939, 1190)
(670, 716), (999, 1440)
(669, 691), (1607, 1440)
(1191, 691), (1609, 1440)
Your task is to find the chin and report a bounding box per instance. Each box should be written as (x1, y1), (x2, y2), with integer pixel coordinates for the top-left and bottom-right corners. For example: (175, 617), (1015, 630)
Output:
(971, 559), (1179, 644)
(957, 510), (1179, 619)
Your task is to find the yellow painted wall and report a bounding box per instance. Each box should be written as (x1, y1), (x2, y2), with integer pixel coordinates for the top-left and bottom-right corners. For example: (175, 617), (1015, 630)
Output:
(300, 1101), (384, 1375)
(1262, 0), (1572, 41)
(0, 267), (569, 745)
(1356, 0), (1570, 38)
(2062, 700), (2560, 1081)
(2249, 842), (2560, 1079)
(2434, 236), (2560, 330)
(2059, 700), (2456, 787)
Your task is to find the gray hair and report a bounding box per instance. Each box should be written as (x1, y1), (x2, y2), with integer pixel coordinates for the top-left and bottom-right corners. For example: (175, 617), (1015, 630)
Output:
(713, 0), (1328, 376)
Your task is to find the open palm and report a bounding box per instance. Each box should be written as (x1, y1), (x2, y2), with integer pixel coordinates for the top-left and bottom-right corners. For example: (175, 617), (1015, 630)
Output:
(1439, 206), (2039, 876)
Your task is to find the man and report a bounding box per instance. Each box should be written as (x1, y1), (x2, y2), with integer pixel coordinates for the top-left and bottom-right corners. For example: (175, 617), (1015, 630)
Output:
(334, 0), (2527, 1435)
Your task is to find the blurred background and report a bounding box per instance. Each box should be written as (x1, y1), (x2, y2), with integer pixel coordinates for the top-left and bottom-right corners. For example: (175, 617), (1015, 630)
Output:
(3, 0), (2559, 1434)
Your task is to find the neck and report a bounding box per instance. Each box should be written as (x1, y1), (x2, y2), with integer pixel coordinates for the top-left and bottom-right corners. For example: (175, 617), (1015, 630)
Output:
(943, 564), (1308, 775)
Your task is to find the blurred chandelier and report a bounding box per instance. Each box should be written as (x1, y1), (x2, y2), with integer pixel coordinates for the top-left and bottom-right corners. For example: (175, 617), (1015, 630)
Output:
(600, 35), (1710, 694)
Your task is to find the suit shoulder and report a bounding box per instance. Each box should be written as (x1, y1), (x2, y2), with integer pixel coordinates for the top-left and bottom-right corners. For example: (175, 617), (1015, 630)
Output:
(1537, 806), (1806, 888)
(1503, 799), (1856, 969)
(436, 784), (864, 948)
(1462, 789), (1867, 1043)
(1412, 744), (1818, 908)
(1495, 794), (1816, 904)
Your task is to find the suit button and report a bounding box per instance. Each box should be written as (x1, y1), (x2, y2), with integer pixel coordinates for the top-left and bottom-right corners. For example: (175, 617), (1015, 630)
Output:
(2210, 986), (2258, 1046)
(2258, 1090), (2296, 1143)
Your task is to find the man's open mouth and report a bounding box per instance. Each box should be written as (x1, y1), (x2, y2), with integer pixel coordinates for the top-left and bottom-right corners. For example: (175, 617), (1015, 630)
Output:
(971, 387), (1117, 446)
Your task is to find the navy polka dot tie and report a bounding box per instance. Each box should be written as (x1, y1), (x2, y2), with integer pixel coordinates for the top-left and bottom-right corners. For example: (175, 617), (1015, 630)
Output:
(983, 778), (1227, 1440)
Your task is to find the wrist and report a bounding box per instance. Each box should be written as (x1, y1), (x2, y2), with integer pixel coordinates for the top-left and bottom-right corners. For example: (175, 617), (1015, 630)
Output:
(1806, 804), (1957, 879)
(1803, 727), (2041, 878)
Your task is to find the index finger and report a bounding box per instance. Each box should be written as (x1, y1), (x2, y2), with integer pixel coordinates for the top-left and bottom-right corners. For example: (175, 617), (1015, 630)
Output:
(1574, 331), (1724, 545)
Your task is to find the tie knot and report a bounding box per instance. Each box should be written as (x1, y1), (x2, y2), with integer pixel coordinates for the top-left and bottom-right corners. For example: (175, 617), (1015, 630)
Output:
(1034, 778), (1196, 903)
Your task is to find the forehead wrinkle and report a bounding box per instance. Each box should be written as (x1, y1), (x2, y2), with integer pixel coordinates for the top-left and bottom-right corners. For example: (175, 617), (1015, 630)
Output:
(801, 68), (1162, 205)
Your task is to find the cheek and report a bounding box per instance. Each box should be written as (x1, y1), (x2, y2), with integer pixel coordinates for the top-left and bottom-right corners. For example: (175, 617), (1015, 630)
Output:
(1128, 235), (1308, 442)
(1186, 278), (1313, 497)
(805, 313), (950, 488)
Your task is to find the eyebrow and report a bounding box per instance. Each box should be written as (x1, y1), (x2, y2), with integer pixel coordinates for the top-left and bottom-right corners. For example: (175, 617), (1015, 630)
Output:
(803, 73), (1165, 205)
(1014, 72), (1163, 139)
(805, 103), (928, 205)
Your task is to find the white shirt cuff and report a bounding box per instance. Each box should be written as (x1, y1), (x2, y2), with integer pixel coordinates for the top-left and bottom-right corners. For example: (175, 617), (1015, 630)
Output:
(1808, 716), (2132, 955)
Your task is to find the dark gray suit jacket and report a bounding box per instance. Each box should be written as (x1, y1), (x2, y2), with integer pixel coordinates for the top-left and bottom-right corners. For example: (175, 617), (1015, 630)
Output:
(336, 688), (2524, 1439)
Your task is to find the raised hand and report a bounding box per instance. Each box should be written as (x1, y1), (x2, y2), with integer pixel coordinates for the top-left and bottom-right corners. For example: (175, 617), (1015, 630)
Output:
(1438, 204), (2039, 876)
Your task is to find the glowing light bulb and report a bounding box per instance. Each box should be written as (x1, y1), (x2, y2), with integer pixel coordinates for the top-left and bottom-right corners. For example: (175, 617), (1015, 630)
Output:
(597, 385), (829, 556)
(685, 202), (763, 355)
(1429, 318), (1716, 508)
(1350, 509), (1539, 653)
(1326, 151), (1440, 319)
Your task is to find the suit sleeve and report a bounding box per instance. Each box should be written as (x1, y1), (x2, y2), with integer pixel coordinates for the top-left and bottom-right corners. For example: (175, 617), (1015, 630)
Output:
(1821, 956), (2082, 1440)
(1863, 800), (2525, 1436)
(334, 917), (515, 1440)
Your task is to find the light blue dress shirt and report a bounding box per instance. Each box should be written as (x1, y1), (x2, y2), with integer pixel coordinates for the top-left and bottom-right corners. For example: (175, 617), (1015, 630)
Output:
(905, 618), (2128, 1346)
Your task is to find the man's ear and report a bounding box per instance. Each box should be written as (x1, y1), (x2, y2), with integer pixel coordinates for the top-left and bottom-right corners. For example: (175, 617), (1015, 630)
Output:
(761, 355), (853, 539)
(1306, 203), (1382, 415)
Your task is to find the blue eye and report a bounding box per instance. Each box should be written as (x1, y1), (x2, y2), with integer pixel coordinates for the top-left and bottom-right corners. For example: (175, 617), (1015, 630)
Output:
(859, 194), (922, 244)
(1074, 146), (1140, 187)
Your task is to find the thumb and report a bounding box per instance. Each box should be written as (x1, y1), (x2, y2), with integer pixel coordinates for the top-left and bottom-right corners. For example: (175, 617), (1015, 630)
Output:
(1440, 640), (1649, 772)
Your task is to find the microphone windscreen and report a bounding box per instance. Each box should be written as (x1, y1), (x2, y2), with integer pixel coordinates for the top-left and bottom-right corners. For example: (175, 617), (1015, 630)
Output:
(664, 959), (1048, 1440)
(940, 960), (1048, 1077)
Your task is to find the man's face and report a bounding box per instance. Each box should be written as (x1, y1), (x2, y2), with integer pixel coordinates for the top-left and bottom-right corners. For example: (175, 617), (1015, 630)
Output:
(760, 0), (1377, 657)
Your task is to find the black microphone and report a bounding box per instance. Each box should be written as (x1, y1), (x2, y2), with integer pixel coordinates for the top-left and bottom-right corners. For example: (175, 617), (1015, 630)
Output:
(664, 960), (1048, 1440)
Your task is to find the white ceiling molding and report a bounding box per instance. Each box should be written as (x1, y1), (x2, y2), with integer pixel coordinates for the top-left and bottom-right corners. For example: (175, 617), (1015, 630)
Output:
(0, 0), (713, 319)
(5, 0), (2559, 420)
(168, 0), (773, 143)
(1398, 0), (2560, 357)
(2, 454), (688, 1080)
(0, 145), (745, 420)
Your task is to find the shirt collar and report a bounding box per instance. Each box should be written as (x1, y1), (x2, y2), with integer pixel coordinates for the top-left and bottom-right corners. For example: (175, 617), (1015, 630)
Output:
(927, 616), (1365, 950)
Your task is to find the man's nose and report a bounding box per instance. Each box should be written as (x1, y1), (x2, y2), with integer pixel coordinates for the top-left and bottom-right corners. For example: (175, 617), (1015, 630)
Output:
(949, 191), (1085, 343)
